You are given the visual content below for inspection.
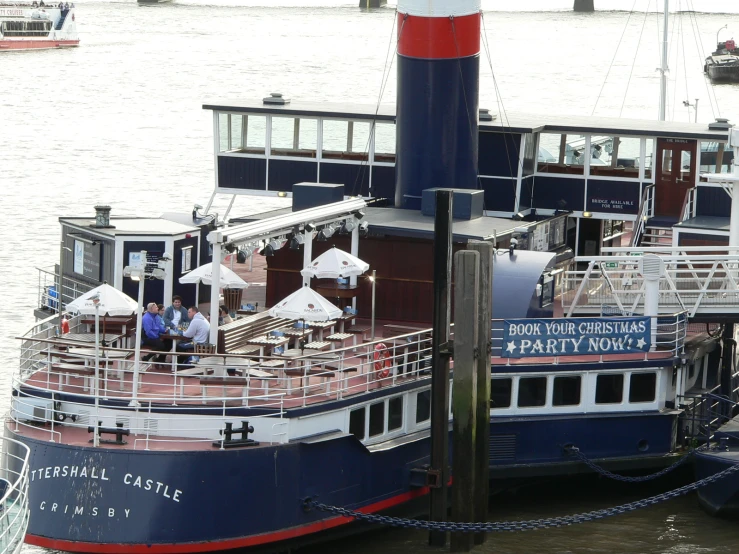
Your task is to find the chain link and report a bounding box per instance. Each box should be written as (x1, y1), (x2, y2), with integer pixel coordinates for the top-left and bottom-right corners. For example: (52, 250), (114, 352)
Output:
(304, 461), (739, 532)
(563, 446), (699, 482)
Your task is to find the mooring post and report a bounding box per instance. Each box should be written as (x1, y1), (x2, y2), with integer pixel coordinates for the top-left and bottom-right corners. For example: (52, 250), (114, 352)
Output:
(429, 189), (453, 547)
(451, 250), (479, 553)
(468, 240), (493, 545)
(573, 0), (594, 11)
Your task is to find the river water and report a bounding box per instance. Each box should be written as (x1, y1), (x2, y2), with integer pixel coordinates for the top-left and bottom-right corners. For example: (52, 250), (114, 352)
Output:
(2, 0), (739, 552)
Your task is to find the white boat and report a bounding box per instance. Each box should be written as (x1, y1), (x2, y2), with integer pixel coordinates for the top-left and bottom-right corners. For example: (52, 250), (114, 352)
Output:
(0, 2), (79, 51)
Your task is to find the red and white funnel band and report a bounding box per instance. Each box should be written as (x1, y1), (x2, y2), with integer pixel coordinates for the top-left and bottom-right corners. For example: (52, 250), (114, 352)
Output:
(397, 0), (481, 59)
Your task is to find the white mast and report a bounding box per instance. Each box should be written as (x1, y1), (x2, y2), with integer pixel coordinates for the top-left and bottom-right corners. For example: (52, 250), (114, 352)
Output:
(658, 0), (669, 121)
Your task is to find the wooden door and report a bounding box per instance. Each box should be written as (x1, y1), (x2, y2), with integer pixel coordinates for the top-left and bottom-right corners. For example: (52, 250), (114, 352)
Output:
(654, 138), (697, 217)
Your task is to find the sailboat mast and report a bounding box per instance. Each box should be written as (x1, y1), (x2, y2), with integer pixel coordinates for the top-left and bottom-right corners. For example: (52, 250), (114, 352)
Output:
(659, 0), (669, 121)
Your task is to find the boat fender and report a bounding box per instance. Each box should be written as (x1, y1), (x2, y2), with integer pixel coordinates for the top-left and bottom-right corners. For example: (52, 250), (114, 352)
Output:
(373, 343), (391, 379)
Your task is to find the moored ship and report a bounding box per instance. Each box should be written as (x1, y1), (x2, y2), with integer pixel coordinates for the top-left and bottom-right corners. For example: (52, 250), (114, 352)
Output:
(704, 39), (739, 83)
(9, 0), (739, 551)
(0, 1), (78, 51)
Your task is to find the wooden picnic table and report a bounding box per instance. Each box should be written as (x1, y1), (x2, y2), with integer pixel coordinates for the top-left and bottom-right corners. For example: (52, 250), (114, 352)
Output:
(246, 336), (290, 358)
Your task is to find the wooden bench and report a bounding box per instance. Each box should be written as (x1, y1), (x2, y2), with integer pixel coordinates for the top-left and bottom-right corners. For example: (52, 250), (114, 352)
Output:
(325, 332), (354, 350)
(218, 313), (294, 355)
(50, 363), (95, 391)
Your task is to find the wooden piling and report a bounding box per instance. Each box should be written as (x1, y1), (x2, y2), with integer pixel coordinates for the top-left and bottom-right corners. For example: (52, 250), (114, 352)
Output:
(429, 189), (454, 547)
(468, 240), (493, 545)
(451, 250), (479, 552)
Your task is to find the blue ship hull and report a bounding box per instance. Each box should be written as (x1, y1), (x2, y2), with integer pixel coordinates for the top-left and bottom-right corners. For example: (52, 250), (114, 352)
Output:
(7, 408), (680, 553)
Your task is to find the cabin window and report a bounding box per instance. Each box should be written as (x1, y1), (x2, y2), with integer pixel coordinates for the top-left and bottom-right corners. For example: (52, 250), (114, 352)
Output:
(644, 138), (654, 178)
(699, 140), (733, 177)
(553, 376), (581, 406)
(589, 136), (641, 179)
(595, 374), (624, 404)
(490, 378), (512, 409)
(629, 372), (657, 403)
(322, 120), (370, 161)
(416, 390), (431, 423)
(218, 114), (267, 154)
(349, 407), (365, 440)
(537, 133), (585, 175)
(181, 246), (192, 273)
(518, 377), (547, 407)
(270, 117), (317, 158)
(369, 401), (385, 437)
(388, 397), (403, 431)
(374, 122), (396, 163)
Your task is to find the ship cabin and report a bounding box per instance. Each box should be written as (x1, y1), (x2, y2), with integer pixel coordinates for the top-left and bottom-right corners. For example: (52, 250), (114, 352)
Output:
(204, 97), (734, 255)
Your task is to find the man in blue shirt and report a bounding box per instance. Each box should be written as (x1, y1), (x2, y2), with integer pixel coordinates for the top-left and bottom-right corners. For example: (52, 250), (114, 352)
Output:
(142, 302), (167, 365)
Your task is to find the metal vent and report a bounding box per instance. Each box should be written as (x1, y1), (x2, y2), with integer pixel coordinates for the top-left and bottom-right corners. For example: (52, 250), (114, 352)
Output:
(489, 434), (517, 460)
(708, 118), (731, 131)
(263, 92), (290, 105)
(479, 108), (496, 122)
(640, 254), (664, 280)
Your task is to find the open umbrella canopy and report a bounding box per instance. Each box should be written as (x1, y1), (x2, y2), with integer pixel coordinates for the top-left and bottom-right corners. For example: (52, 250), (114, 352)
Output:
(66, 284), (138, 316)
(179, 262), (249, 289)
(300, 247), (369, 279)
(268, 285), (342, 322)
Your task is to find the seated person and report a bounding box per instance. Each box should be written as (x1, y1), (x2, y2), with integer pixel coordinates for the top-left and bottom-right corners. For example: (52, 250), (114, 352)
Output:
(142, 302), (167, 365)
(176, 306), (211, 363)
(219, 305), (233, 325)
(156, 304), (166, 329)
(163, 295), (189, 330)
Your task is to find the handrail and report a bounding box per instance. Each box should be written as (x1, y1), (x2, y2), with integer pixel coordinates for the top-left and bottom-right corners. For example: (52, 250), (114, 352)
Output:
(630, 184), (655, 247)
(680, 186), (698, 222)
(0, 436), (30, 554)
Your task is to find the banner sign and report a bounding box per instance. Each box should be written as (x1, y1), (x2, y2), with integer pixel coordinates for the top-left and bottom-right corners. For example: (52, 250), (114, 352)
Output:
(502, 317), (651, 358)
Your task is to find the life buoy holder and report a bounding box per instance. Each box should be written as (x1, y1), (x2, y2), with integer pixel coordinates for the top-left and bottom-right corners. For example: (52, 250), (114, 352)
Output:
(373, 343), (391, 379)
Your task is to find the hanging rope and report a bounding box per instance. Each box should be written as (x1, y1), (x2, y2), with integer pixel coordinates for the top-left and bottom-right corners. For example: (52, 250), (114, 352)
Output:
(351, 11), (405, 197)
(480, 11), (523, 213)
(620, 0), (652, 118)
(591, 0), (640, 116)
(685, 0), (720, 119)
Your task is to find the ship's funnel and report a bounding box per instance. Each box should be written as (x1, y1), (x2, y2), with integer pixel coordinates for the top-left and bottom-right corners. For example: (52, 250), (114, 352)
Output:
(394, 0), (481, 210)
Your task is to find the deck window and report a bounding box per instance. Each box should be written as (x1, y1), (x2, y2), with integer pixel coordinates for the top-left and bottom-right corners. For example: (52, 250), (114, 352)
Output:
(629, 372), (657, 403)
(218, 114), (267, 154)
(270, 117), (317, 158)
(349, 407), (365, 440)
(369, 401), (385, 437)
(322, 120), (370, 161)
(588, 137), (641, 179)
(490, 378), (512, 409)
(374, 122), (396, 163)
(596, 374), (624, 404)
(553, 376), (581, 406)
(416, 390), (431, 423)
(388, 397), (403, 431)
(537, 133), (585, 175)
(518, 377), (547, 407)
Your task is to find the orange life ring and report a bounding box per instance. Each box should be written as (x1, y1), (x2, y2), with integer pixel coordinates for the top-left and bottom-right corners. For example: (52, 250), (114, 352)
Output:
(373, 343), (391, 379)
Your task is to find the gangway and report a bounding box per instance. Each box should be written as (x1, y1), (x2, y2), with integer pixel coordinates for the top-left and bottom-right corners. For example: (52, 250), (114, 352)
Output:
(562, 246), (739, 319)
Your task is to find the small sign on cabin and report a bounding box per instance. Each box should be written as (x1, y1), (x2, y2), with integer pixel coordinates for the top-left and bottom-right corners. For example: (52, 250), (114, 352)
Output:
(502, 317), (651, 358)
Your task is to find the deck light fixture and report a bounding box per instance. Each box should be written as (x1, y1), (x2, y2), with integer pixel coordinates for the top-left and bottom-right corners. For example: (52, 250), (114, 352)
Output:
(289, 234), (305, 250)
(339, 220), (356, 234)
(583, 211), (593, 218)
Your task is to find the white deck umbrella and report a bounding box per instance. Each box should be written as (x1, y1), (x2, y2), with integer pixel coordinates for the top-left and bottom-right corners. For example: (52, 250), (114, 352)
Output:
(268, 285), (342, 322)
(179, 262), (249, 289)
(300, 247), (369, 279)
(66, 284), (137, 447)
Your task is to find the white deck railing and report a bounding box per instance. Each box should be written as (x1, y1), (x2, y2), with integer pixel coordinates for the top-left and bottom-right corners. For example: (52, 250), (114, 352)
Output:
(0, 437), (30, 554)
(563, 247), (739, 317)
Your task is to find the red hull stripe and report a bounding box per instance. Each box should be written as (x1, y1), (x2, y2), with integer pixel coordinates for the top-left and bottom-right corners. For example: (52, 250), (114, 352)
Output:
(397, 12), (480, 59)
(25, 487), (430, 554)
(0, 39), (79, 50)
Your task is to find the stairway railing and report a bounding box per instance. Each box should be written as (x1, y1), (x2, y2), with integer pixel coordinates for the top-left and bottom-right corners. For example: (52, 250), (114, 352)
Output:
(630, 184), (655, 247)
(680, 187), (697, 222)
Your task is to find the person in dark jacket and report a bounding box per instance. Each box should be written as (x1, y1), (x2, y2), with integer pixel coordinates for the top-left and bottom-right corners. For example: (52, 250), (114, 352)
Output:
(163, 295), (189, 330)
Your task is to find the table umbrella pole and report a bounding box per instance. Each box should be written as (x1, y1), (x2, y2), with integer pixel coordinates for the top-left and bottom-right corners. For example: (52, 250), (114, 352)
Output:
(93, 301), (100, 447)
(130, 276), (145, 407)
